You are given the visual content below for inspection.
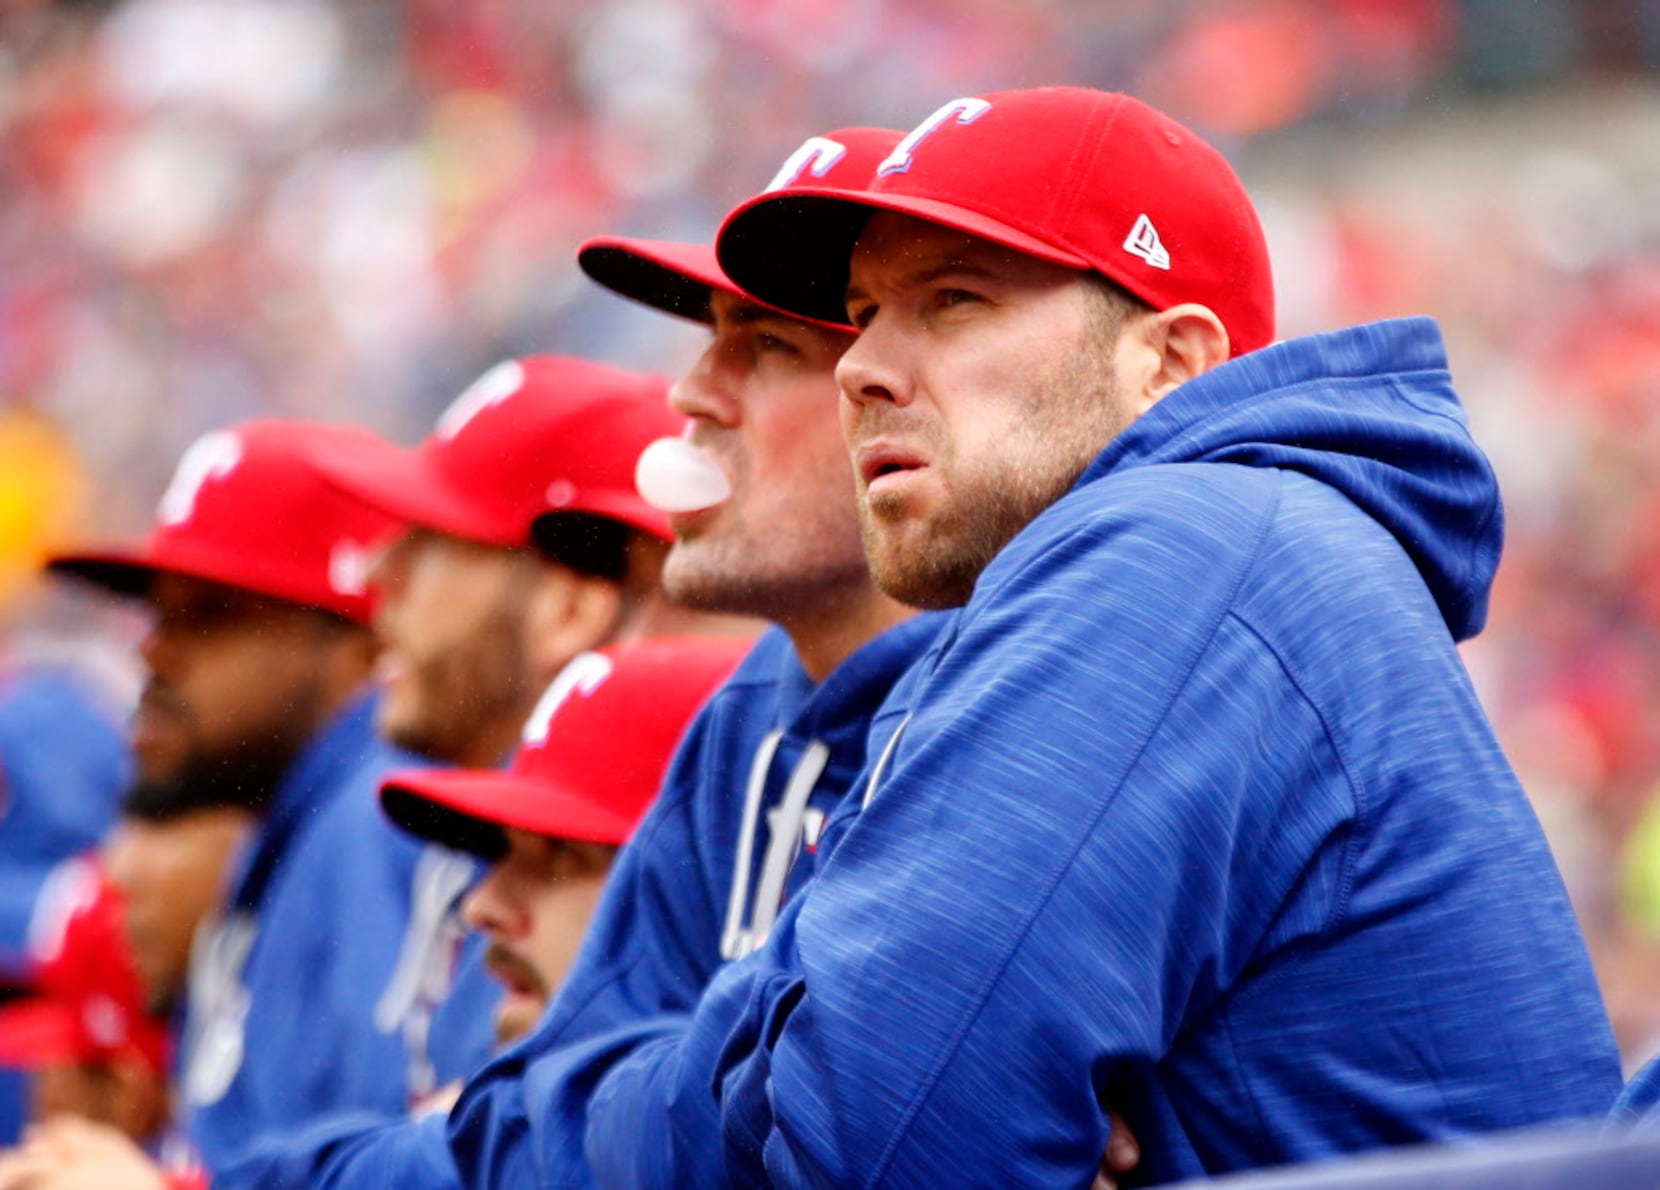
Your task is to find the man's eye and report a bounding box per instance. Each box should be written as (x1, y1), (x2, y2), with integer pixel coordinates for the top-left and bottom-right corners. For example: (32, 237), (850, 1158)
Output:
(938, 288), (980, 309)
(848, 304), (876, 331)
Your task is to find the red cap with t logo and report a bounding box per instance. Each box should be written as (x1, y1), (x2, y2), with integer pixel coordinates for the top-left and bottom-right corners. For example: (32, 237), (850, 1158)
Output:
(576, 127), (903, 331)
(379, 636), (749, 858)
(306, 356), (683, 551)
(716, 88), (1275, 357)
(47, 420), (398, 623)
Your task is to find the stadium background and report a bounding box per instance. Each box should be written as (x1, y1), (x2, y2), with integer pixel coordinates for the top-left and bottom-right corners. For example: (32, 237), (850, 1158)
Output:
(1, 0), (1659, 1066)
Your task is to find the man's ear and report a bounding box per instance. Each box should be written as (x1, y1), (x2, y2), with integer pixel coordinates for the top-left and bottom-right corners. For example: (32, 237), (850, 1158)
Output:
(1131, 303), (1229, 416)
(525, 565), (623, 684)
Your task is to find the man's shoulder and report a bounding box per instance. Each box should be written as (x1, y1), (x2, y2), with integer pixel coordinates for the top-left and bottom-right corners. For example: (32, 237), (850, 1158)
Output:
(972, 463), (1286, 619)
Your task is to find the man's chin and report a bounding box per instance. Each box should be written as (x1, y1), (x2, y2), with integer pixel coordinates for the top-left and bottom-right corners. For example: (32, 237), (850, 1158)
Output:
(862, 521), (978, 611)
(378, 707), (449, 761)
(493, 993), (550, 1047)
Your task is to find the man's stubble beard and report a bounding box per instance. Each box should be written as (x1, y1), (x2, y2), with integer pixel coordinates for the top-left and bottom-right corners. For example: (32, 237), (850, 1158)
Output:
(123, 684), (321, 822)
(383, 601), (539, 765)
(661, 496), (871, 626)
(860, 347), (1133, 611)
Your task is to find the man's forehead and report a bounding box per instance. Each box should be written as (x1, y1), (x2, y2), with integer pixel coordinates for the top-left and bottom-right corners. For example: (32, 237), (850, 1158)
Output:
(148, 571), (302, 624)
(150, 572), (256, 610)
(847, 213), (1058, 289)
(707, 289), (817, 334)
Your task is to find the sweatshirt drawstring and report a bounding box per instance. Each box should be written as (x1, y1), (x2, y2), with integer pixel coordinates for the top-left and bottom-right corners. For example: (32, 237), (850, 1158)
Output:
(721, 729), (783, 960)
(720, 733), (831, 959)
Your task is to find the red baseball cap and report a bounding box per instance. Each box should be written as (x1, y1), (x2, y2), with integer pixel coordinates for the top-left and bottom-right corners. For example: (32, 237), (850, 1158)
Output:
(0, 859), (170, 1073)
(576, 127), (904, 332)
(716, 88), (1275, 357)
(47, 421), (400, 623)
(380, 636), (748, 859)
(306, 356), (683, 551)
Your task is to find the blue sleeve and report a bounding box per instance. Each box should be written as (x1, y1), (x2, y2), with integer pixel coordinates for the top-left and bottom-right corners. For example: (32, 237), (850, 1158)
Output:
(710, 485), (1355, 1185)
(214, 1110), (461, 1190)
(187, 765), (426, 1171)
(448, 701), (739, 1186)
(313, 1112), (464, 1190)
(583, 996), (751, 1188)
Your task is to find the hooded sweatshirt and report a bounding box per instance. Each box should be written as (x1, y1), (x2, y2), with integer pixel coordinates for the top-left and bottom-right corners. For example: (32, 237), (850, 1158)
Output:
(179, 691), (497, 1177)
(592, 318), (1619, 1187)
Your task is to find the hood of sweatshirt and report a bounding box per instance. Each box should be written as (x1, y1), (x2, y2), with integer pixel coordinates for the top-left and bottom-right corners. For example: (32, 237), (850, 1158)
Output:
(1077, 317), (1502, 641)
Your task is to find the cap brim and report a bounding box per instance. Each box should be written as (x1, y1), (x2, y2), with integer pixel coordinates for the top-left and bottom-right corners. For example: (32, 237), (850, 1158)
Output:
(579, 234), (857, 334)
(44, 550), (157, 601)
(578, 237), (727, 325)
(46, 538), (372, 623)
(0, 1000), (86, 1067)
(306, 437), (510, 547)
(380, 767), (637, 859)
(716, 189), (1092, 327)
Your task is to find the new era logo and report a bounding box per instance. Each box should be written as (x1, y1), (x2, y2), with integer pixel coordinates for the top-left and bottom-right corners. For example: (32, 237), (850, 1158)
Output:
(1123, 214), (1170, 270)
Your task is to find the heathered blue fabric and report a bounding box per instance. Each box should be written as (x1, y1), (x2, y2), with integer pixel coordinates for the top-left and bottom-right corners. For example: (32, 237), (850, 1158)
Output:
(181, 691), (497, 1177)
(0, 663), (128, 1143)
(600, 318), (1614, 1187)
(445, 619), (941, 1188)
(0, 665), (128, 977)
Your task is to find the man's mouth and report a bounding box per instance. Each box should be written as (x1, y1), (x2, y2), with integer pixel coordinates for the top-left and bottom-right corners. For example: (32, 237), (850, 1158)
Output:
(483, 942), (547, 1000)
(856, 443), (927, 490)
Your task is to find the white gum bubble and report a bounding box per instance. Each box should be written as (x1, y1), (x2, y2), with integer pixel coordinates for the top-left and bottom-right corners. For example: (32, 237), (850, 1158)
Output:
(635, 437), (732, 513)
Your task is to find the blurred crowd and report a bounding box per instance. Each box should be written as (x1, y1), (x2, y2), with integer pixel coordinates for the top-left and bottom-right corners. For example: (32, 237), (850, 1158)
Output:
(2, 0), (1660, 1067)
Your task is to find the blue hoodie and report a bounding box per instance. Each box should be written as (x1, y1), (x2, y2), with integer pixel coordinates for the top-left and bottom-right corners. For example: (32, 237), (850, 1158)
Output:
(178, 691), (498, 1175)
(592, 319), (1619, 1187)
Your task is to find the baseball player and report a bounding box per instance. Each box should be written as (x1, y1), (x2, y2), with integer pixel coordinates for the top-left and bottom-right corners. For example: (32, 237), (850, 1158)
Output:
(293, 354), (708, 1118)
(377, 638), (751, 1052)
(627, 85), (1616, 1183)
(45, 420), (408, 1173)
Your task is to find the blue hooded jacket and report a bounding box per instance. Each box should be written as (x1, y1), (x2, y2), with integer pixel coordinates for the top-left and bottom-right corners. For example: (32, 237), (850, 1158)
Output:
(590, 318), (1619, 1187)
(178, 691), (498, 1175)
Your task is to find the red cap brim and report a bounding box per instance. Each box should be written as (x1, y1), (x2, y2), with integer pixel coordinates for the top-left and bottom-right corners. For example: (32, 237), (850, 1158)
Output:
(46, 538), (377, 623)
(0, 1000), (85, 1067)
(717, 189), (1093, 329)
(380, 767), (637, 859)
